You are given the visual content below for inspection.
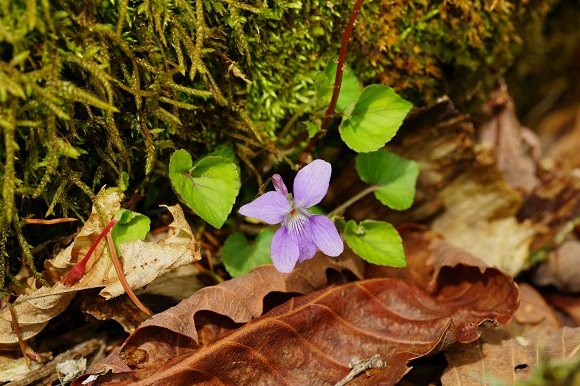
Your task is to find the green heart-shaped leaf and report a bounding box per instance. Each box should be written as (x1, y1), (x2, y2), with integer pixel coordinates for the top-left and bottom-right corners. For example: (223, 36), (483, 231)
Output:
(356, 150), (419, 210)
(344, 220), (406, 267)
(169, 150), (239, 228)
(222, 230), (274, 277)
(339, 84), (412, 153)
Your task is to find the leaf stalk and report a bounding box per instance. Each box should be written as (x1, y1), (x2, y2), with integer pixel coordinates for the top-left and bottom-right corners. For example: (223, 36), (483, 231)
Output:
(328, 184), (377, 218)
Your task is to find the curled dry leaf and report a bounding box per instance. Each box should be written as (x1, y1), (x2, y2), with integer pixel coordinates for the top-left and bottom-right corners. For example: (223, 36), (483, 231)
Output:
(441, 284), (579, 386)
(99, 204), (200, 299)
(367, 227), (520, 343)
(0, 191), (200, 347)
(45, 190), (122, 281)
(100, 251), (364, 350)
(73, 244), (519, 385)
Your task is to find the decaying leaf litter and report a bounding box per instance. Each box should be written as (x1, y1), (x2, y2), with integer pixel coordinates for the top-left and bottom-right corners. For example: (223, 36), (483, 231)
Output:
(1, 89), (579, 385)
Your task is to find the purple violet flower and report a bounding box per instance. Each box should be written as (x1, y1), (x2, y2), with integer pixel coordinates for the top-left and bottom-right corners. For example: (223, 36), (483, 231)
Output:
(239, 159), (344, 273)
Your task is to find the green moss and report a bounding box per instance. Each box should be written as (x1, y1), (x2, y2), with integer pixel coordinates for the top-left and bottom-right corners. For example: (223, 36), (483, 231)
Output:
(0, 0), (561, 288)
(353, 0), (558, 107)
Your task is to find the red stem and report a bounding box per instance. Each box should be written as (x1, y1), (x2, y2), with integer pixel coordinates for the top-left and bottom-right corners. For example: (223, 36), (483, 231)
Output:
(61, 218), (119, 286)
(321, 0), (365, 131)
(299, 0), (365, 158)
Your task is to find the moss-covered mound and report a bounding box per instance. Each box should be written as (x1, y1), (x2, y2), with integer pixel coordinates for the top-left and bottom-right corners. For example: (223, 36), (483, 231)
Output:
(0, 0), (557, 289)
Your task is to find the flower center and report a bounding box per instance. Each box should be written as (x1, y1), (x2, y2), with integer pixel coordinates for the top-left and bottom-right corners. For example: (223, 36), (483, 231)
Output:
(284, 207), (309, 234)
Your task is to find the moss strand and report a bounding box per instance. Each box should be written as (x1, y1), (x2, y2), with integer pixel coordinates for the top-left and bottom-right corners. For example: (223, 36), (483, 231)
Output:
(14, 217), (50, 287)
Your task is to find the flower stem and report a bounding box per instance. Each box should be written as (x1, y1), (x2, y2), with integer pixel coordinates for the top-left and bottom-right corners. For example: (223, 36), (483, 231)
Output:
(300, 0), (366, 158)
(328, 185), (378, 218)
(105, 232), (152, 316)
(320, 0), (366, 132)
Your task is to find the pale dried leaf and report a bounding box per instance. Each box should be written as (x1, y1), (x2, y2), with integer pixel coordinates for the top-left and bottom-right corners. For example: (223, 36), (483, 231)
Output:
(136, 264), (204, 303)
(45, 189), (121, 272)
(0, 286), (76, 346)
(432, 166), (537, 276)
(0, 193), (200, 347)
(100, 205), (200, 299)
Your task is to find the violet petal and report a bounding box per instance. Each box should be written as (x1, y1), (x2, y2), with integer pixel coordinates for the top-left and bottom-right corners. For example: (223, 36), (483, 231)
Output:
(271, 226), (300, 273)
(239, 191), (291, 224)
(272, 174), (288, 197)
(309, 214), (344, 257)
(293, 220), (318, 263)
(293, 159), (332, 209)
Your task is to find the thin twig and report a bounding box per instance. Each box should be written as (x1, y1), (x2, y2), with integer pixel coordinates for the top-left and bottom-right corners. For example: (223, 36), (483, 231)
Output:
(334, 354), (385, 386)
(22, 218), (78, 225)
(321, 0), (365, 131)
(6, 338), (103, 386)
(194, 262), (224, 283)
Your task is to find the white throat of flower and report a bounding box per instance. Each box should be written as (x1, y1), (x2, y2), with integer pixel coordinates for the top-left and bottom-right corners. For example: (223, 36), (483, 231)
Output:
(284, 207), (310, 234)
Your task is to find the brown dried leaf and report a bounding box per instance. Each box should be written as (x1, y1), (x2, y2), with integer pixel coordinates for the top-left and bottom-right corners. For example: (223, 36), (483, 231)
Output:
(85, 279), (452, 385)
(116, 252), (364, 348)
(441, 284), (579, 385)
(542, 290), (580, 327)
(0, 191), (200, 347)
(371, 229), (520, 344)
(367, 228), (520, 344)
(478, 86), (541, 194)
(81, 294), (149, 334)
(426, 239), (520, 333)
(514, 283), (560, 328)
(73, 247), (519, 385)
